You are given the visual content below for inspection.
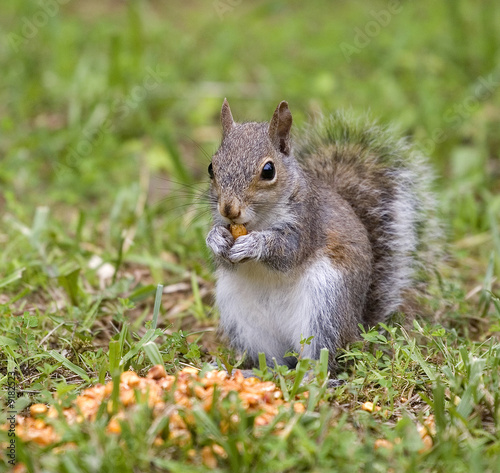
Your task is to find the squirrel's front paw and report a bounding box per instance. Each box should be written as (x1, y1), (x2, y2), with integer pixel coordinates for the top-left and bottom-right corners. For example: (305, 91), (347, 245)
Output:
(228, 232), (264, 263)
(206, 225), (234, 261)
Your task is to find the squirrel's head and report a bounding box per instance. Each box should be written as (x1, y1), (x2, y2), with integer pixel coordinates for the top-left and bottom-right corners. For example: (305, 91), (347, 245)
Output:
(209, 99), (301, 230)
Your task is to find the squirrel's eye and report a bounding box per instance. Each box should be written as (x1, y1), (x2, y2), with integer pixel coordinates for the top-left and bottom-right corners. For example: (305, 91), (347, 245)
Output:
(261, 161), (275, 180)
(208, 163), (214, 179)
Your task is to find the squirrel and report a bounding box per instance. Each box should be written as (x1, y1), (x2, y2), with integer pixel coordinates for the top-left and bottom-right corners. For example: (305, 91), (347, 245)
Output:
(206, 99), (437, 373)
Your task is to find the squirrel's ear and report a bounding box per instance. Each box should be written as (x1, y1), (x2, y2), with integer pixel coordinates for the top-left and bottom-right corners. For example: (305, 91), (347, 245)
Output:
(269, 101), (293, 155)
(221, 98), (235, 136)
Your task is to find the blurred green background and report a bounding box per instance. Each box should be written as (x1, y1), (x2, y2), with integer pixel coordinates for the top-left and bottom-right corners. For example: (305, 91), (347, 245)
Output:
(1, 2), (500, 471)
(0, 0), (499, 307)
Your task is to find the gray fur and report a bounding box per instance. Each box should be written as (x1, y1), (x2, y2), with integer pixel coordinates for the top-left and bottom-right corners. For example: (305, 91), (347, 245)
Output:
(206, 101), (438, 371)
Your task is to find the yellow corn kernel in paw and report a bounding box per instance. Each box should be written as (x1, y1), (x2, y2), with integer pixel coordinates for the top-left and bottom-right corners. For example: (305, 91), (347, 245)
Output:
(230, 224), (247, 239)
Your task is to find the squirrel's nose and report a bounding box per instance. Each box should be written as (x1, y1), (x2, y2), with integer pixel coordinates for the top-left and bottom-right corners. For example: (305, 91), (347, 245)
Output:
(219, 201), (241, 221)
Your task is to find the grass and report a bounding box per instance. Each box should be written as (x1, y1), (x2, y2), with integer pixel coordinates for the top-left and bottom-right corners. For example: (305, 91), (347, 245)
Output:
(0, 0), (499, 471)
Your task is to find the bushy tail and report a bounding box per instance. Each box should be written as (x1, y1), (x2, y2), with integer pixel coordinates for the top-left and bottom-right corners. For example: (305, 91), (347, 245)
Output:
(296, 111), (440, 326)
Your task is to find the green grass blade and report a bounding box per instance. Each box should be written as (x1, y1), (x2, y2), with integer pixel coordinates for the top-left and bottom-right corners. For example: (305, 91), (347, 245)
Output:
(118, 323), (129, 355)
(143, 341), (164, 366)
(109, 340), (121, 374)
(57, 267), (81, 306)
(289, 358), (309, 397)
(0, 268), (25, 288)
(190, 272), (205, 321)
(405, 324), (437, 381)
(0, 335), (18, 348)
(152, 283), (163, 329)
(191, 405), (227, 445)
(120, 329), (162, 365)
(48, 350), (90, 382)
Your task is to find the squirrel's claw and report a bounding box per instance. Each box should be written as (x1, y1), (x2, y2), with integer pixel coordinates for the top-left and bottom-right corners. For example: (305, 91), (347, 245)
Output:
(228, 232), (263, 263)
(206, 225), (234, 262)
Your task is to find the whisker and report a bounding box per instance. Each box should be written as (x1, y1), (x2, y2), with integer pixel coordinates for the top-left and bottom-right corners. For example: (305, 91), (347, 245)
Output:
(153, 176), (209, 192)
(150, 185), (211, 204)
(184, 209), (213, 230)
(154, 191), (210, 202)
(182, 135), (217, 164)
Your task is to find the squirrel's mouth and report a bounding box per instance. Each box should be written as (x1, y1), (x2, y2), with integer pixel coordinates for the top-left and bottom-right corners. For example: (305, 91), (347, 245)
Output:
(226, 218), (249, 226)
(227, 222), (249, 229)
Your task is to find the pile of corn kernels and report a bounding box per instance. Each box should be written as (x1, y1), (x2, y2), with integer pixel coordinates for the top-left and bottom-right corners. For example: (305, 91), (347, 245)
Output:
(15, 366), (305, 453)
(10, 367), (434, 468)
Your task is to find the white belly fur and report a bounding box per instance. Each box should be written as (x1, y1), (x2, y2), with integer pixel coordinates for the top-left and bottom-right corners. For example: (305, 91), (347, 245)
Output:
(216, 256), (342, 363)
